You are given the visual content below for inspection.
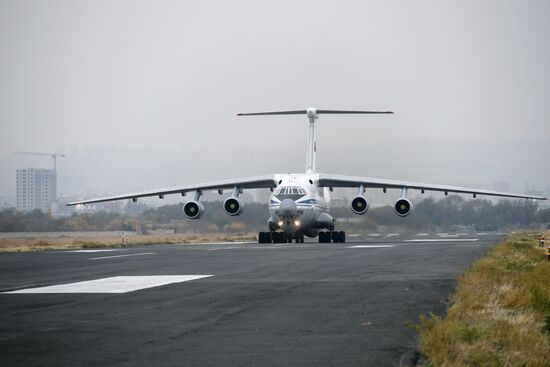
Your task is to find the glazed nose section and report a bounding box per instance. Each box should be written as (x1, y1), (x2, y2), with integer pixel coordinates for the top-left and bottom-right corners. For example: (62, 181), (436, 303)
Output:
(279, 198), (297, 217)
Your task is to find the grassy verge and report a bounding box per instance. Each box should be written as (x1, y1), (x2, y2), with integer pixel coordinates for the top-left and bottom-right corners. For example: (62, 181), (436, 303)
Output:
(414, 232), (550, 366)
(0, 232), (257, 252)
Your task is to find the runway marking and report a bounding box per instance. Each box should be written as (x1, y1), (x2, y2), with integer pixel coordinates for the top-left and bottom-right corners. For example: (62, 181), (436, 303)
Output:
(3, 275), (213, 294)
(66, 249), (122, 253)
(405, 239), (479, 243)
(385, 234), (399, 238)
(348, 234), (360, 237)
(204, 241), (256, 245)
(89, 252), (155, 260)
(347, 245), (395, 248)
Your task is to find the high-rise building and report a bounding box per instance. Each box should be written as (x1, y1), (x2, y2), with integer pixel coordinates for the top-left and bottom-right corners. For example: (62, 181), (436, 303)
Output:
(16, 168), (56, 212)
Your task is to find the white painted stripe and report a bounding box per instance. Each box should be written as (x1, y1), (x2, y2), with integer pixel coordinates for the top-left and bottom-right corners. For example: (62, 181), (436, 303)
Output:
(385, 234), (399, 237)
(405, 239), (479, 243)
(66, 249), (122, 253)
(3, 275), (213, 294)
(348, 234), (360, 237)
(347, 245), (395, 248)
(89, 252), (155, 260)
(367, 234), (381, 237)
(201, 241), (256, 245)
(416, 233), (429, 236)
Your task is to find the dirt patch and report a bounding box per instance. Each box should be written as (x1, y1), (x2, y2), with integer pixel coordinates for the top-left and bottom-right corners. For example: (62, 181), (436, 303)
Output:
(0, 232), (257, 252)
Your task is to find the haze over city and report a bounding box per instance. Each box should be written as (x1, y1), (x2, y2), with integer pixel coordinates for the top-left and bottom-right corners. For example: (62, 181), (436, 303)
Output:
(1, 0), (549, 204)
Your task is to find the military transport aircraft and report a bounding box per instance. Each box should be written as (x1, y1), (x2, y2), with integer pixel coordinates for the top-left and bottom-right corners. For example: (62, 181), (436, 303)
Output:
(67, 108), (547, 243)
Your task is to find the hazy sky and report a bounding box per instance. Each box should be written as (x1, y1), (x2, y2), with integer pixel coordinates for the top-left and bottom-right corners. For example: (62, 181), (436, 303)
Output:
(1, 0), (549, 200)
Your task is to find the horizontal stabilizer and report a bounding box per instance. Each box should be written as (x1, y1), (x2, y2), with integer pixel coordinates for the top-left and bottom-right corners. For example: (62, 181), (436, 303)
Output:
(237, 110), (306, 116)
(316, 109), (393, 114)
(237, 108), (393, 116)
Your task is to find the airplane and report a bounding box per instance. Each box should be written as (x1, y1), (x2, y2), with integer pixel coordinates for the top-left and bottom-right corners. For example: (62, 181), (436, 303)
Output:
(67, 107), (547, 244)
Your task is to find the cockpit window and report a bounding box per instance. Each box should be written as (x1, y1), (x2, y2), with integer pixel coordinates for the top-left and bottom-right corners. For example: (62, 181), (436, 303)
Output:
(274, 186), (306, 200)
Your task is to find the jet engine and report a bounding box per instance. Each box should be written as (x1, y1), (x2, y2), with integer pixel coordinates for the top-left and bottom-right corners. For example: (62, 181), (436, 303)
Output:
(394, 198), (413, 217)
(351, 196), (369, 215)
(223, 197), (244, 216)
(183, 201), (205, 219)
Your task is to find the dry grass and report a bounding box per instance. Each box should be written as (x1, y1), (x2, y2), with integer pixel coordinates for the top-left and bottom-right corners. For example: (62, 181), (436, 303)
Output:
(0, 232), (257, 252)
(415, 232), (550, 366)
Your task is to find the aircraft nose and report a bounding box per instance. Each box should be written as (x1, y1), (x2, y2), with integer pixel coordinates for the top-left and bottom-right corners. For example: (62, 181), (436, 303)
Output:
(279, 198), (297, 217)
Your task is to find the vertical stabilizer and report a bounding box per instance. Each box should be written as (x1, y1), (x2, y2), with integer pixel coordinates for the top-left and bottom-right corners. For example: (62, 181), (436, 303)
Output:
(305, 107), (318, 174)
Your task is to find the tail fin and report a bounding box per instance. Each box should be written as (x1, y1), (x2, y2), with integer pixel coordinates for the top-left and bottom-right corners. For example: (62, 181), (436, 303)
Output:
(237, 107), (393, 174)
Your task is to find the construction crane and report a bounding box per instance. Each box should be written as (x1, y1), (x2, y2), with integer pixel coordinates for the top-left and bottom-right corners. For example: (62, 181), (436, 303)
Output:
(13, 152), (66, 173)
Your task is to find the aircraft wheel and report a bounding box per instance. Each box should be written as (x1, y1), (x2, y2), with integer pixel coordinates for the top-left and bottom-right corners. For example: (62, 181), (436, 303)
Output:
(300, 233), (305, 243)
(331, 231), (340, 243)
(339, 231), (346, 243)
(258, 232), (264, 243)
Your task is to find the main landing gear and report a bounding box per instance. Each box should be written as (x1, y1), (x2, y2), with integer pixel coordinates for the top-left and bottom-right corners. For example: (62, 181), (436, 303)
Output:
(258, 232), (305, 244)
(318, 231), (346, 243)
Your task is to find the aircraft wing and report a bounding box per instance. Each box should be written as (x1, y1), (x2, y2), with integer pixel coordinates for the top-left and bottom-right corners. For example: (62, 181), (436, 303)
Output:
(66, 175), (278, 206)
(317, 173), (547, 200)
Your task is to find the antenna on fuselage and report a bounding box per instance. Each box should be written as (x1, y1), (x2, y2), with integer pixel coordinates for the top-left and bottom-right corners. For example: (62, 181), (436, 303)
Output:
(237, 107), (393, 174)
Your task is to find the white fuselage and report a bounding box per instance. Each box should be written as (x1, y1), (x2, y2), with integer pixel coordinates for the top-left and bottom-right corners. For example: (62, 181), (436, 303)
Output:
(268, 173), (334, 237)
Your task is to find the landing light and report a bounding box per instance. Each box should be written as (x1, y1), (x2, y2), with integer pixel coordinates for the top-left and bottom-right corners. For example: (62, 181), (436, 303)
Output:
(294, 220), (301, 226)
(278, 221), (283, 226)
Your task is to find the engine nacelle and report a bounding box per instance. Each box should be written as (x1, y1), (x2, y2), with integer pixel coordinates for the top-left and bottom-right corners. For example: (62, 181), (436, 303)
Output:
(351, 196), (369, 215)
(223, 197), (244, 216)
(183, 201), (205, 219)
(394, 198), (413, 217)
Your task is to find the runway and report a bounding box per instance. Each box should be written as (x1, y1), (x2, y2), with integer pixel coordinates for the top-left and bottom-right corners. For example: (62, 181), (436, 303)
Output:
(0, 233), (501, 366)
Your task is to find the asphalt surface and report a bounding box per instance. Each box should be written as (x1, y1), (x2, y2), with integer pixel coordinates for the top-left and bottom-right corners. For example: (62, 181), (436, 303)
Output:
(0, 232), (502, 366)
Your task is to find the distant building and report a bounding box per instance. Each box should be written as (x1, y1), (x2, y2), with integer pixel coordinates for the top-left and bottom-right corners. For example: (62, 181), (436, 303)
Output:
(16, 168), (56, 212)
